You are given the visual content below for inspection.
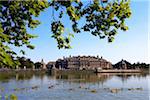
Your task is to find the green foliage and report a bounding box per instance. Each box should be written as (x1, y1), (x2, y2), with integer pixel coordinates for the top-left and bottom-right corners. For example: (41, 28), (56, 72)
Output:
(51, 21), (73, 49)
(0, 0), (132, 67)
(10, 94), (18, 100)
(5, 94), (9, 100)
(50, 0), (131, 48)
(17, 57), (34, 69)
(0, 0), (49, 68)
(132, 63), (150, 69)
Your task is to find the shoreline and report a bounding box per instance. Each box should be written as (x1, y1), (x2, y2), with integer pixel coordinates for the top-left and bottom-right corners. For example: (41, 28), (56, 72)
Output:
(0, 69), (47, 73)
(0, 68), (147, 73)
(95, 69), (142, 73)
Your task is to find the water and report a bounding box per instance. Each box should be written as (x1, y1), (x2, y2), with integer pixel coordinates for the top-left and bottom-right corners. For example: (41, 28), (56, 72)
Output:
(0, 70), (149, 100)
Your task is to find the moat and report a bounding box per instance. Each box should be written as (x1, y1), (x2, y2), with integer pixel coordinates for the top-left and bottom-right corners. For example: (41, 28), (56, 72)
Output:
(0, 70), (149, 100)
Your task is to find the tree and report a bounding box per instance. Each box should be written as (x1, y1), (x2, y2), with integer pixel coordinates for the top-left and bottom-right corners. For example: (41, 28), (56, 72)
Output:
(50, 0), (131, 48)
(17, 57), (34, 69)
(0, 0), (131, 67)
(0, 0), (49, 67)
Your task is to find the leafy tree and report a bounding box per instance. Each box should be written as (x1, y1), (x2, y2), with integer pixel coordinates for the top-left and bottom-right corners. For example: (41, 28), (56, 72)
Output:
(50, 0), (131, 48)
(132, 62), (150, 69)
(17, 57), (34, 69)
(25, 59), (34, 69)
(0, 0), (131, 67)
(0, 0), (49, 67)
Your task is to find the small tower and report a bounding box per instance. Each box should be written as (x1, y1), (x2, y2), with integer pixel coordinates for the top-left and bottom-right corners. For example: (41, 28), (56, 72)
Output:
(97, 55), (99, 58)
(41, 59), (46, 69)
(69, 55), (71, 58)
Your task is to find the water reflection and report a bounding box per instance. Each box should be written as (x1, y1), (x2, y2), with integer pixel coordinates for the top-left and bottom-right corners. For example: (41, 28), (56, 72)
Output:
(49, 71), (149, 84)
(0, 70), (149, 83)
(0, 71), (46, 82)
(0, 70), (149, 100)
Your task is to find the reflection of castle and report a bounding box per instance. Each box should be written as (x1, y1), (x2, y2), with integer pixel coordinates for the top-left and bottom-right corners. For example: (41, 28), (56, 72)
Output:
(52, 72), (112, 83)
(48, 55), (112, 70)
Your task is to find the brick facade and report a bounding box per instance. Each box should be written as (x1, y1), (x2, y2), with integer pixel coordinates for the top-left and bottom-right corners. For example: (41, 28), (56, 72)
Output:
(55, 56), (112, 70)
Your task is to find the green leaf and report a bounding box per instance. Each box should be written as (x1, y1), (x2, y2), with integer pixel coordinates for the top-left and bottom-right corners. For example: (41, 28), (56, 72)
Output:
(20, 50), (25, 55)
(27, 45), (35, 49)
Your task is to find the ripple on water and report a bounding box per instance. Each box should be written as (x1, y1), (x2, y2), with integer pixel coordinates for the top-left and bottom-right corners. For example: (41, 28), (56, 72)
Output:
(0, 71), (149, 100)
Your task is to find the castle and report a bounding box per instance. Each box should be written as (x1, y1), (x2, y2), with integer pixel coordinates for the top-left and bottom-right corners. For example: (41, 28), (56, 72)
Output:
(36, 56), (149, 70)
(47, 55), (112, 70)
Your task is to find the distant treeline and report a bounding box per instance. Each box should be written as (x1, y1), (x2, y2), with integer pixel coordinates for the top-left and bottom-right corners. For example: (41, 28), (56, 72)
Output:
(0, 57), (150, 70)
(0, 57), (45, 70)
(132, 62), (150, 69)
(0, 57), (34, 69)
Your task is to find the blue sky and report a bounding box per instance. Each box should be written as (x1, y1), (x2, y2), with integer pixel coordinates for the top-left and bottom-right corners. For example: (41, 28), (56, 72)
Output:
(14, 0), (149, 64)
